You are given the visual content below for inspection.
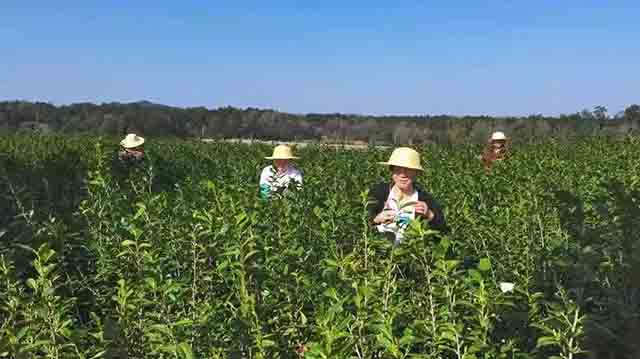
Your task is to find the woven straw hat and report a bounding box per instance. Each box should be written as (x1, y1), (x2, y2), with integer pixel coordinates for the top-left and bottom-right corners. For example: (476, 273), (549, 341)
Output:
(490, 131), (508, 141)
(265, 145), (300, 160)
(120, 133), (145, 149)
(378, 147), (423, 171)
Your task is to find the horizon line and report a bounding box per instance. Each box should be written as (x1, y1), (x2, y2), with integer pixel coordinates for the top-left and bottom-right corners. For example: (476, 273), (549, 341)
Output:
(0, 98), (633, 120)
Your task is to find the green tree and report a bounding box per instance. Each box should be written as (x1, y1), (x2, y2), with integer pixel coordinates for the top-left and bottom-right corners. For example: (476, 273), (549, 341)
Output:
(624, 104), (640, 120)
(593, 106), (608, 120)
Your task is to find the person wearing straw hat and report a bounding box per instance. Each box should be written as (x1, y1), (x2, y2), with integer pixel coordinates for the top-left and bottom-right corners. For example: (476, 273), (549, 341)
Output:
(480, 131), (511, 172)
(259, 144), (303, 199)
(118, 133), (146, 165)
(367, 147), (447, 243)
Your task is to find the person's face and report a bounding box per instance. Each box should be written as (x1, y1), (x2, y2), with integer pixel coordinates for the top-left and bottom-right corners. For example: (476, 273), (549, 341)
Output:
(126, 146), (144, 157)
(391, 166), (417, 192)
(492, 140), (505, 149)
(274, 159), (290, 171)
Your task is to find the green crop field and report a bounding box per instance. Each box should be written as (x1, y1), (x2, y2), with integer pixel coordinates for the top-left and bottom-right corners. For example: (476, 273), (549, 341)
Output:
(1, 134), (639, 358)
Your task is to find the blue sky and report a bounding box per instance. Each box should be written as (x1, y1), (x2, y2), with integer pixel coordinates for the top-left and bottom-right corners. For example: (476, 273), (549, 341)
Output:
(1, 1), (639, 116)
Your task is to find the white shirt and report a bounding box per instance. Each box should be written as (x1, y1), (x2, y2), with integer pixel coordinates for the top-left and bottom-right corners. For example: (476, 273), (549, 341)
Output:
(376, 186), (418, 244)
(259, 165), (303, 198)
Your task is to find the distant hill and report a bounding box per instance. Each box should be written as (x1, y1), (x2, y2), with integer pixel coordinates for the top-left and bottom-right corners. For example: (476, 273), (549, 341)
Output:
(0, 100), (638, 144)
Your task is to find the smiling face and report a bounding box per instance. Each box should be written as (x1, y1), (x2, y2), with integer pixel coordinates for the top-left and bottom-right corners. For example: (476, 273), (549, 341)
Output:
(273, 159), (290, 172)
(492, 140), (506, 149)
(125, 145), (144, 157)
(391, 166), (418, 192)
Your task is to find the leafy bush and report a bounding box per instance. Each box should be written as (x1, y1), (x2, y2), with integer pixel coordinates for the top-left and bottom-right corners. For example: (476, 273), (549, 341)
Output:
(0, 133), (639, 358)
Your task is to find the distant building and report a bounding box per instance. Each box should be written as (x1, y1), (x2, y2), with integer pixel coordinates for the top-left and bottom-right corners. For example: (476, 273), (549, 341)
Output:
(19, 122), (50, 132)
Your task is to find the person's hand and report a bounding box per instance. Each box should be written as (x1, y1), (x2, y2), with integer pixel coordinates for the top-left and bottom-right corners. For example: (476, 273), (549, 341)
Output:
(415, 201), (434, 221)
(374, 211), (395, 224)
(132, 151), (144, 160)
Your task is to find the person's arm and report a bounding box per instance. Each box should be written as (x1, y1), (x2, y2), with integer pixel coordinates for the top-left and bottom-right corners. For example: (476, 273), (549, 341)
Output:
(293, 169), (303, 188)
(259, 167), (272, 199)
(480, 150), (495, 171)
(259, 167), (268, 185)
(426, 198), (447, 232)
(366, 183), (388, 226)
(480, 149), (491, 164)
(419, 192), (448, 233)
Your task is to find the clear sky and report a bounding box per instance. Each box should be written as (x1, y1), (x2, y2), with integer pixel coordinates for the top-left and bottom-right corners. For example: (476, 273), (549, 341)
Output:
(1, 1), (638, 116)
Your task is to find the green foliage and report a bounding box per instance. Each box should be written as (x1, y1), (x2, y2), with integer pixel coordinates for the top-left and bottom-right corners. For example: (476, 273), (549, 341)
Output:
(2, 101), (640, 144)
(0, 133), (639, 358)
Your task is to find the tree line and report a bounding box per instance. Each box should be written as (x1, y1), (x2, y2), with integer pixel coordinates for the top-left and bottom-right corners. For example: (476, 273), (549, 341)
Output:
(1, 100), (639, 144)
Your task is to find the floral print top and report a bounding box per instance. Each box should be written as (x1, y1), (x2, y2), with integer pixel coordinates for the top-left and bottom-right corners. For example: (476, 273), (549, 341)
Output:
(375, 186), (418, 244)
(259, 165), (303, 199)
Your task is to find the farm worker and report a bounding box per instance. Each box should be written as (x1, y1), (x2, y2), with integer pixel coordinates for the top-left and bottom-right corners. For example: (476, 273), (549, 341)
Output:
(118, 133), (145, 164)
(480, 131), (510, 172)
(367, 147), (447, 244)
(259, 144), (303, 199)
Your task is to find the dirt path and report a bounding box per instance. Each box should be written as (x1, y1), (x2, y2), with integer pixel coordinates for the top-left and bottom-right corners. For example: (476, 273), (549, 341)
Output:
(201, 138), (391, 150)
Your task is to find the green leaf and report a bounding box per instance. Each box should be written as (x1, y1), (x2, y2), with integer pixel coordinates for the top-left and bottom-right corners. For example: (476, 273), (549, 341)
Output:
(26, 278), (37, 290)
(446, 260), (460, 271)
(440, 331), (456, 342)
(16, 326), (29, 340)
(300, 311), (308, 326)
(478, 258), (491, 272)
(120, 240), (136, 247)
(243, 250), (258, 261)
(376, 333), (394, 350)
(260, 339), (276, 348)
(133, 204), (146, 220)
(158, 344), (177, 353)
(536, 336), (558, 348)
(323, 287), (338, 301)
(468, 269), (483, 281)
(399, 328), (416, 346)
(438, 238), (451, 251)
(22, 340), (52, 351)
(178, 342), (194, 359)
(144, 277), (157, 289)
(235, 213), (248, 226)
(89, 350), (107, 359)
(323, 259), (338, 267)
(174, 319), (194, 327)
(150, 324), (171, 335)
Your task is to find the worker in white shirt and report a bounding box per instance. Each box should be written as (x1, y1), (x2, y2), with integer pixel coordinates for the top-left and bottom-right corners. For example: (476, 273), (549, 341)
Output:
(118, 133), (145, 165)
(367, 147), (447, 244)
(259, 144), (303, 199)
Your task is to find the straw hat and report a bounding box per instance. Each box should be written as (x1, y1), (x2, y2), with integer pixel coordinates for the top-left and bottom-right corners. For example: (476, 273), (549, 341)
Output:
(378, 147), (424, 171)
(265, 144), (299, 160)
(490, 131), (508, 141)
(120, 133), (145, 149)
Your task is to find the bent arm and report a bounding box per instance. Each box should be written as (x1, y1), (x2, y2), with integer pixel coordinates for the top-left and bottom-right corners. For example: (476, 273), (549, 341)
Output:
(427, 199), (447, 232)
(259, 167), (272, 187)
(259, 167), (273, 199)
(366, 183), (386, 226)
(419, 193), (448, 233)
(292, 170), (303, 188)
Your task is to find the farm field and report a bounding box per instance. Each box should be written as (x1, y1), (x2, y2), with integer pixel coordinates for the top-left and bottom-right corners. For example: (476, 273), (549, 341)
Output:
(1, 134), (639, 358)
(201, 138), (391, 150)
